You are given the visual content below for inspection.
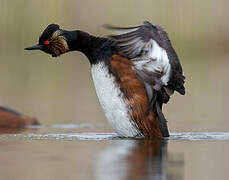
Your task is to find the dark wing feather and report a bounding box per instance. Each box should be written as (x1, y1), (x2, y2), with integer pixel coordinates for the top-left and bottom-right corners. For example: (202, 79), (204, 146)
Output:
(106, 21), (185, 96)
(105, 21), (160, 59)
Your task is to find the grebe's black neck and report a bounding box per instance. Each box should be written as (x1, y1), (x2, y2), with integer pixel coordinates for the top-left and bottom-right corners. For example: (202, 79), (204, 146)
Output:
(63, 30), (117, 64)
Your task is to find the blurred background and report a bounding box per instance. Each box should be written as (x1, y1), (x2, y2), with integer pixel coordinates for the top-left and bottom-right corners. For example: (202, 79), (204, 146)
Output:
(0, 0), (229, 132)
(1, 1), (229, 180)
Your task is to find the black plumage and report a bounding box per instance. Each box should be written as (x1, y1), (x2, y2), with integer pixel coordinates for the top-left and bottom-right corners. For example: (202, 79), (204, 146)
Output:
(39, 24), (60, 44)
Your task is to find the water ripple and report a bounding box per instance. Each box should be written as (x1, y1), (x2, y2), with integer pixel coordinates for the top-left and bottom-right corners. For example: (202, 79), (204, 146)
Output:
(1, 132), (228, 141)
(169, 132), (229, 141)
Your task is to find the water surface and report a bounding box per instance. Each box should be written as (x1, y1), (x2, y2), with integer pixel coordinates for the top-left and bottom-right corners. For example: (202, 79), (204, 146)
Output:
(0, 125), (229, 180)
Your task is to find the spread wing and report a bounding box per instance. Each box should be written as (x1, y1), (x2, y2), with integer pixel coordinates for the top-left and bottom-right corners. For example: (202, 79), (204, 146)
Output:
(106, 21), (185, 99)
(106, 21), (185, 137)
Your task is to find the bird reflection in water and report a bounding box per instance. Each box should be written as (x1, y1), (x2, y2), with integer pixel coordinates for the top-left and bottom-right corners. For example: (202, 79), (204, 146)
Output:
(95, 139), (184, 180)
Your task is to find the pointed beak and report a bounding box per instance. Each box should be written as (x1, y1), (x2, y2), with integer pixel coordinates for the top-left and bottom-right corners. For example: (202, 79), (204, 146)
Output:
(24, 44), (42, 50)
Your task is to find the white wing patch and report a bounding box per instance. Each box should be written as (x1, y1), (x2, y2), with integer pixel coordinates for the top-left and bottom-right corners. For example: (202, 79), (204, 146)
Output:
(133, 39), (171, 86)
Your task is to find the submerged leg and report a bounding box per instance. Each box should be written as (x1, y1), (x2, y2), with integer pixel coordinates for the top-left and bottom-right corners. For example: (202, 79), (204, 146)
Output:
(155, 102), (169, 137)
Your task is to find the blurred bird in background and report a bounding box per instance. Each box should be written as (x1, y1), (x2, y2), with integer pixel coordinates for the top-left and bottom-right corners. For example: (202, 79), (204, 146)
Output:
(0, 106), (39, 134)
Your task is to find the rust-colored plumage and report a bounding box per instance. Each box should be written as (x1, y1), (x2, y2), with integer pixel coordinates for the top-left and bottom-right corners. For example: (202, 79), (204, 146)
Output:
(110, 54), (162, 138)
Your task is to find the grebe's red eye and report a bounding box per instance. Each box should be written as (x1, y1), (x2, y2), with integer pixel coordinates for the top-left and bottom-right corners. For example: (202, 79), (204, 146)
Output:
(44, 40), (50, 45)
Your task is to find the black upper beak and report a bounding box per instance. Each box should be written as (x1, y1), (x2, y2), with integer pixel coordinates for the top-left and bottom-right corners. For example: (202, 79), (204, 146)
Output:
(24, 44), (42, 50)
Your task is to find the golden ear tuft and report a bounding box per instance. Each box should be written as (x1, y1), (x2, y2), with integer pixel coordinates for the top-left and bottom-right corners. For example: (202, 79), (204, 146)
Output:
(52, 30), (62, 39)
(51, 36), (69, 56)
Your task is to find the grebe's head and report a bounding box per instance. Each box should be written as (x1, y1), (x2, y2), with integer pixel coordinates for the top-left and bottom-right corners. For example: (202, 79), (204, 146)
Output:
(25, 24), (69, 57)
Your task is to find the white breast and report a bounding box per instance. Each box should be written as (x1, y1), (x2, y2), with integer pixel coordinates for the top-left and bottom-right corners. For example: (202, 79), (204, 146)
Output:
(91, 61), (142, 137)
